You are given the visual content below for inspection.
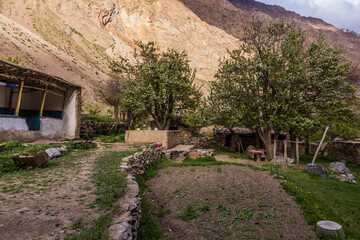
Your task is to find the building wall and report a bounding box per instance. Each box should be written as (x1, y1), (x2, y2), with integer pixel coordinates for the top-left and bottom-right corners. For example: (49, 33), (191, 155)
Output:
(125, 130), (181, 149)
(62, 89), (77, 138)
(0, 88), (80, 143)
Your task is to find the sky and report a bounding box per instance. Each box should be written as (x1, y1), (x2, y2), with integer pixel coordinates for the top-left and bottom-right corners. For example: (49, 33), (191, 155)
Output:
(256, 0), (360, 33)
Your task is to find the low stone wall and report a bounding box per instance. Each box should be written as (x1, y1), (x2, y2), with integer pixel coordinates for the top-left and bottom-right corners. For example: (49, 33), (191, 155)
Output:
(125, 130), (180, 149)
(80, 120), (125, 137)
(327, 142), (360, 165)
(110, 144), (163, 240)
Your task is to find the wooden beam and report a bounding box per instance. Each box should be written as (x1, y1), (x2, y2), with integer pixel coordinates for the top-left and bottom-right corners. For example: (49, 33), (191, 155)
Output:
(0, 73), (67, 92)
(15, 80), (24, 116)
(39, 85), (48, 117)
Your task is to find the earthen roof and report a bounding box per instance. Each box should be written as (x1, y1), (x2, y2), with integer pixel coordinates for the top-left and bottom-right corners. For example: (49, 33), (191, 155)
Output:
(0, 59), (81, 92)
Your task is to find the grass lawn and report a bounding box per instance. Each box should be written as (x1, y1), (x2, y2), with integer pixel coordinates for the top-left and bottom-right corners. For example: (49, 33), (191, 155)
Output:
(273, 155), (360, 239)
(214, 149), (252, 159)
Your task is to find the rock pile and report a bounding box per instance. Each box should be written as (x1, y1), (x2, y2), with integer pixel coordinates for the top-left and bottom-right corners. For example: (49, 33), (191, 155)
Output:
(80, 120), (125, 137)
(329, 162), (357, 184)
(165, 149), (214, 162)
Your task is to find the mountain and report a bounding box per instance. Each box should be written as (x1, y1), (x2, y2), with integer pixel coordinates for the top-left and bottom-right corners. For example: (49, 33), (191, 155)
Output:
(0, 0), (359, 103)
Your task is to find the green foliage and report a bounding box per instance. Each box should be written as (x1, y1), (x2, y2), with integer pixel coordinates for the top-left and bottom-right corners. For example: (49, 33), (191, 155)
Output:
(198, 204), (212, 213)
(0, 140), (23, 152)
(217, 203), (230, 217)
(0, 158), (21, 174)
(85, 104), (101, 117)
(210, 17), (359, 158)
(232, 208), (257, 223)
(111, 41), (202, 130)
(299, 154), (345, 165)
(96, 134), (125, 143)
(177, 205), (199, 221)
(136, 157), (166, 239)
(81, 115), (116, 122)
(1, 56), (22, 65)
(65, 141), (97, 150)
(214, 150), (252, 160)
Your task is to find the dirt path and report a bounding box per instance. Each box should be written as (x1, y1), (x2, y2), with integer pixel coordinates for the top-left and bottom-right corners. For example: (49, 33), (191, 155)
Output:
(0, 147), (104, 240)
(145, 165), (316, 240)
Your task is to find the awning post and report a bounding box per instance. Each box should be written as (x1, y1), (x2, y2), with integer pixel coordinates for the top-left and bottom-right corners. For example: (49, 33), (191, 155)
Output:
(39, 84), (48, 117)
(15, 80), (24, 116)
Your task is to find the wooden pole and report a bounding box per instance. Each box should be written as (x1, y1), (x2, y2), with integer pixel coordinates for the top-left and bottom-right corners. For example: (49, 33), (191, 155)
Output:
(283, 141), (287, 171)
(15, 80), (24, 116)
(312, 126), (330, 165)
(273, 140), (277, 165)
(296, 138), (300, 171)
(39, 85), (48, 117)
(8, 88), (13, 114)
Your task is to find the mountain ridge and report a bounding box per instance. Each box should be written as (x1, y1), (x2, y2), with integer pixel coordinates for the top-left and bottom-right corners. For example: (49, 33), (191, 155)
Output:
(0, 0), (359, 103)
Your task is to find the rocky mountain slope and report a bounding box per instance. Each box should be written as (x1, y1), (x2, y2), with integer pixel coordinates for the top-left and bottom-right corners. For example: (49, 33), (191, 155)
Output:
(0, 0), (359, 104)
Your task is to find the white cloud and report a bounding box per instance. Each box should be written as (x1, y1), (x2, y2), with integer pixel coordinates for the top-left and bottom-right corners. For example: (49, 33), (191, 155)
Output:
(257, 0), (360, 33)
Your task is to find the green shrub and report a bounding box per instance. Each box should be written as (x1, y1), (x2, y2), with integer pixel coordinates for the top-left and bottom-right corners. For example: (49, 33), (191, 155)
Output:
(0, 140), (23, 152)
(217, 203), (230, 217)
(0, 158), (21, 174)
(177, 205), (198, 221)
(198, 204), (212, 213)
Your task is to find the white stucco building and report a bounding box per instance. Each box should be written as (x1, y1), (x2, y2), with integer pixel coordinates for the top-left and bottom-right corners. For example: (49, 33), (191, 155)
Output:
(0, 60), (81, 143)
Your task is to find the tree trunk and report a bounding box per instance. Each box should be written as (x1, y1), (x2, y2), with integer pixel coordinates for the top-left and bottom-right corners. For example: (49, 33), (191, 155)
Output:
(256, 128), (273, 161)
(126, 109), (132, 130)
(114, 107), (119, 125)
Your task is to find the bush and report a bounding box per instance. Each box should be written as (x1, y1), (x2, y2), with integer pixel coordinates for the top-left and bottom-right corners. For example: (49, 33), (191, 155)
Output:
(0, 158), (21, 174)
(0, 140), (23, 152)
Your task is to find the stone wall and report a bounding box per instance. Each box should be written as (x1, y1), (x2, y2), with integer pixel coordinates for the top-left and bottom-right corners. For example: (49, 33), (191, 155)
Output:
(80, 120), (125, 137)
(327, 142), (360, 165)
(110, 144), (163, 240)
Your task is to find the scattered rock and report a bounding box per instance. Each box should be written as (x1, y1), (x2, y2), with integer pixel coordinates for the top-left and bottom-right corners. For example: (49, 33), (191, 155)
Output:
(329, 162), (357, 184)
(45, 148), (61, 159)
(305, 164), (330, 178)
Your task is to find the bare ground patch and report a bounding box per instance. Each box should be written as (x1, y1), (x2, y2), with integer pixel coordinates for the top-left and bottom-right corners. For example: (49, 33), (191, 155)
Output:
(0, 149), (100, 240)
(145, 165), (316, 240)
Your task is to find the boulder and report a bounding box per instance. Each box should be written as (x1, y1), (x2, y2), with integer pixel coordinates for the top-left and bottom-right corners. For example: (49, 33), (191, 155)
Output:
(329, 162), (357, 184)
(305, 164), (330, 178)
(45, 148), (61, 159)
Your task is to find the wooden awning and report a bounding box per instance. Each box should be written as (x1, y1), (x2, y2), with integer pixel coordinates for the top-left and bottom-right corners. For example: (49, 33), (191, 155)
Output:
(0, 59), (81, 92)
